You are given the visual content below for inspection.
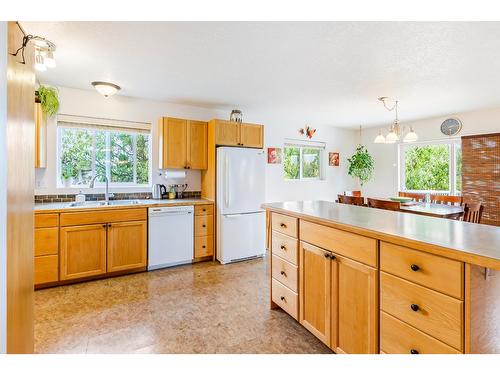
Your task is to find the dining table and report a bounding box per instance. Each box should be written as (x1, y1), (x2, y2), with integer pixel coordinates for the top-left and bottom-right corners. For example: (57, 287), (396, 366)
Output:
(392, 200), (464, 219)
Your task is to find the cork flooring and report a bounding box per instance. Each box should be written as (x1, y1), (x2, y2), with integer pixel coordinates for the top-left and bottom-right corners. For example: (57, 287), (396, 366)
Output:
(34, 256), (332, 354)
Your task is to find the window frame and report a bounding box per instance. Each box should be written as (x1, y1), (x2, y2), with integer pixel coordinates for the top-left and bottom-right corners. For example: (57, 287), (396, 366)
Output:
(398, 138), (461, 195)
(56, 124), (152, 188)
(283, 141), (325, 181)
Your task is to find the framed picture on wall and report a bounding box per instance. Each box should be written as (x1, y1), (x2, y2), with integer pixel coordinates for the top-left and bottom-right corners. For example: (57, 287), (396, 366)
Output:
(329, 152), (340, 166)
(267, 148), (282, 164)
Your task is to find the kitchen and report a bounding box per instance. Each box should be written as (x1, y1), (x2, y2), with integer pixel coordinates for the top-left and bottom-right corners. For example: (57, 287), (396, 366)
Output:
(2, 14), (500, 368)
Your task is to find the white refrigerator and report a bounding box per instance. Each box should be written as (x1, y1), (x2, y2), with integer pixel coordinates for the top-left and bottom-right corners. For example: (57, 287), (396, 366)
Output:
(216, 147), (266, 264)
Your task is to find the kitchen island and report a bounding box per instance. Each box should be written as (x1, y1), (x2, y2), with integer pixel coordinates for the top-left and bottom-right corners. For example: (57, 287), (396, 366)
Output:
(263, 200), (500, 354)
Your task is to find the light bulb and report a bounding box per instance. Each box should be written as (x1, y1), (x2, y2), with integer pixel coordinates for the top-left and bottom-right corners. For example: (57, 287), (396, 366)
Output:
(403, 127), (418, 142)
(374, 132), (386, 144)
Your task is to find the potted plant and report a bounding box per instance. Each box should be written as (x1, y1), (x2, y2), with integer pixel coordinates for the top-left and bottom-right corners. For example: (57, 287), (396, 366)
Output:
(347, 145), (374, 186)
(36, 85), (60, 117)
(61, 166), (74, 188)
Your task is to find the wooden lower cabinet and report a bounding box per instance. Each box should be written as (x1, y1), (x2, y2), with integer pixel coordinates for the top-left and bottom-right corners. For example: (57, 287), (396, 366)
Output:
(299, 241), (332, 346)
(336, 256), (378, 354)
(60, 224), (107, 280)
(34, 255), (58, 284)
(107, 221), (147, 272)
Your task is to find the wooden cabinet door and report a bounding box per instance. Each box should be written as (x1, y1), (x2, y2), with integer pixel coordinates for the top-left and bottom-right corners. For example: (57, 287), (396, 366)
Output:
(299, 241), (331, 346)
(239, 123), (263, 148)
(60, 224), (107, 280)
(215, 120), (239, 146)
(34, 102), (47, 168)
(334, 255), (378, 354)
(107, 220), (147, 272)
(187, 120), (208, 169)
(162, 117), (187, 168)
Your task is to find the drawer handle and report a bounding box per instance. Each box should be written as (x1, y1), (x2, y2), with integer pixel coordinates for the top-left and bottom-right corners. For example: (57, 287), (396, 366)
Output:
(280, 270), (287, 277)
(324, 252), (330, 259)
(202, 245), (206, 249)
(410, 264), (420, 272)
(280, 296), (286, 302)
(410, 304), (420, 312)
(202, 224), (206, 228)
(280, 245), (286, 250)
(203, 208), (206, 212)
(280, 223), (287, 228)
(410, 349), (419, 354)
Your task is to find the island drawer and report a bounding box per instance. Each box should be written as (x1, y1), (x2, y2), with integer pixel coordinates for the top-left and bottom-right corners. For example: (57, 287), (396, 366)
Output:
(381, 242), (464, 299)
(380, 272), (463, 351)
(300, 220), (377, 267)
(272, 213), (298, 238)
(195, 215), (214, 236)
(35, 213), (59, 228)
(35, 227), (59, 256)
(272, 255), (298, 292)
(271, 231), (298, 265)
(380, 311), (460, 354)
(195, 204), (213, 216)
(272, 278), (298, 320)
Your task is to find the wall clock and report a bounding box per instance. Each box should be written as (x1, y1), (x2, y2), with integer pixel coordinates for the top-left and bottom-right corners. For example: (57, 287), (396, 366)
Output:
(440, 118), (462, 136)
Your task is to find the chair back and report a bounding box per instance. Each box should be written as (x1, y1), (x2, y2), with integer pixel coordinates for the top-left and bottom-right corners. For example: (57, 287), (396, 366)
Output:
(367, 198), (400, 211)
(344, 190), (361, 197)
(430, 194), (463, 206)
(462, 202), (484, 224)
(338, 195), (364, 206)
(398, 191), (425, 202)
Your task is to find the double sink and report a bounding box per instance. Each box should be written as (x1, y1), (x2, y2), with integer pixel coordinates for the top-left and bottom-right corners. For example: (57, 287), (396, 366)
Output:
(65, 199), (142, 208)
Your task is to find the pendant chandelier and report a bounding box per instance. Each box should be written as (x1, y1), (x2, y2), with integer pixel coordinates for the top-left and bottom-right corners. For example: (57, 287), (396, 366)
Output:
(374, 97), (418, 144)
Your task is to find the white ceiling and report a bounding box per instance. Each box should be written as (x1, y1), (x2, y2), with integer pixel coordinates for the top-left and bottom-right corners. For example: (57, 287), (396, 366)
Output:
(23, 21), (500, 128)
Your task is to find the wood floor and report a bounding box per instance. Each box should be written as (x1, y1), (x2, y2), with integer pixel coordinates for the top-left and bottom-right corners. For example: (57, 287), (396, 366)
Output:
(35, 256), (331, 353)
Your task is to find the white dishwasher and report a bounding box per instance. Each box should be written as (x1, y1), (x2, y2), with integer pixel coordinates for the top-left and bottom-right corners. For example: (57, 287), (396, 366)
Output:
(148, 206), (194, 271)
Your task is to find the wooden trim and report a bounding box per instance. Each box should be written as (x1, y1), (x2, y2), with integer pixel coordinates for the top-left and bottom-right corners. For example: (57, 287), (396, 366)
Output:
(60, 208), (147, 226)
(464, 263), (471, 354)
(462, 132), (500, 139)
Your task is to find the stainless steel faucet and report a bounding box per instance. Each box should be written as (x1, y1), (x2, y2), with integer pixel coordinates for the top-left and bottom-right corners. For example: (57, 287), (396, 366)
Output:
(89, 175), (114, 203)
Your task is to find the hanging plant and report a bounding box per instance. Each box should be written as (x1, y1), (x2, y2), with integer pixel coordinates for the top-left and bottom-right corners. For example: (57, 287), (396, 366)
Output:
(347, 145), (374, 186)
(36, 85), (60, 117)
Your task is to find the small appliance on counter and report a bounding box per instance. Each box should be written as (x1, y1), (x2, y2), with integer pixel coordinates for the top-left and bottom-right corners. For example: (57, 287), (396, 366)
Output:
(172, 183), (188, 199)
(152, 184), (167, 199)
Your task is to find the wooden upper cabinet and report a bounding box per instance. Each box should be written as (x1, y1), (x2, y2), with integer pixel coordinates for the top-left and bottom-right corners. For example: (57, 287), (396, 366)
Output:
(34, 102), (47, 168)
(335, 256), (379, 354)
(239, 123), (263, 148)
(59, 224), (107, 280)
(299, 241), (332, 346)
(107, 220), (147, 272)
(215, 120), (240, 146)
(187, 120), (208, 169)
(214, 120), (264, 148)
(159, 117), (208, 169)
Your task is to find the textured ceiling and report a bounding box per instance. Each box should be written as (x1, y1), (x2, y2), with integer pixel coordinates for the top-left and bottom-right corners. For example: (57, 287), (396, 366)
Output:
(23, 21), (500, 127)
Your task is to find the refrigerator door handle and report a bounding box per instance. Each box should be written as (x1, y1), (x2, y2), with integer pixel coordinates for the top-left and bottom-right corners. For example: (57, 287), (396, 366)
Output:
(224, 153), (230, 208)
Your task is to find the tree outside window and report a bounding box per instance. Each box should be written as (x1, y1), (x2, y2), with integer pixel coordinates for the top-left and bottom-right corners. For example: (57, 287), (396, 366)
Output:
(284, 144), (323, 180)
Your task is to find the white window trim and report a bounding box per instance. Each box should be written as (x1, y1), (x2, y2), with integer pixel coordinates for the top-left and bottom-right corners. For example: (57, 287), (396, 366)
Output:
(283, 140), (326, 181)
(398, 138), (461, 195)
(56, 119), (152, 189)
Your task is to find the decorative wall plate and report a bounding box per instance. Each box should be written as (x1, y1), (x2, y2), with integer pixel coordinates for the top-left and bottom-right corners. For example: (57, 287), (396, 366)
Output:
(440, 118), (462, 136)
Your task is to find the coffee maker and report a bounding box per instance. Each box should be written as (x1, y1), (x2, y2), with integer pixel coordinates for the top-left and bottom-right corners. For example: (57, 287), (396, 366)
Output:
(172, 183), (188, 199)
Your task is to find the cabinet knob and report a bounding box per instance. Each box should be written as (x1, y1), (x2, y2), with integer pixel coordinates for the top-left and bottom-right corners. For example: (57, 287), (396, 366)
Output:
(410, 304), (420, 312)
(202, 224), (206, 228)
(330, 254), (336, 260)
(280, 223), (287, 228)
(410, 264), (420, 272)
(203, 208), (206, 212)
(280, 245), (286, 250)
(202, 245), (206, 249)
(280, 270), (287, 277)
(102, 224), (106, 228)
(410, 349), (419, 354)
(280, 296), (285, 302)
(108, 224), (112, 228)
(324, 252), (330, 259)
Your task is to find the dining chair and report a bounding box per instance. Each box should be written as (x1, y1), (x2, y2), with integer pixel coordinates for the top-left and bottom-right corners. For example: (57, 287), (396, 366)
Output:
(430, 194), (463, 206)
(398, 191), (425, 202)
(338, 194), (364, 206)
(367, 198), (400, 211)
(344, 190), (362, 197)
(462, 202), (484, 224)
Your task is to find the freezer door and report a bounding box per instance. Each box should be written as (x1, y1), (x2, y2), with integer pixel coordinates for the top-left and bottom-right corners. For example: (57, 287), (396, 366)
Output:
(217, 147), (266, 215)
(217, 211), (266, 264)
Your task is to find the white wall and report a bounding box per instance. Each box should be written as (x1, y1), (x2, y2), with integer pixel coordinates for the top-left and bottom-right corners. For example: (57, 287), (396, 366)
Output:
(35, 86), (226, 195)
(36, 86), (360, 202)
(0, 20), (7, 354)
(361, 106), (500, 197)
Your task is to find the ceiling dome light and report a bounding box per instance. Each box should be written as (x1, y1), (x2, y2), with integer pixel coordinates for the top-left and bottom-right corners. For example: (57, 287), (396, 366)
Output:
(44, 50), (56, 68)
(374, 131), (386, 144)
(35, 50), (46, 71)
(403, 127), (418, 143)
(385, 131), (399, 144)
(91, 81), (121, 97)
